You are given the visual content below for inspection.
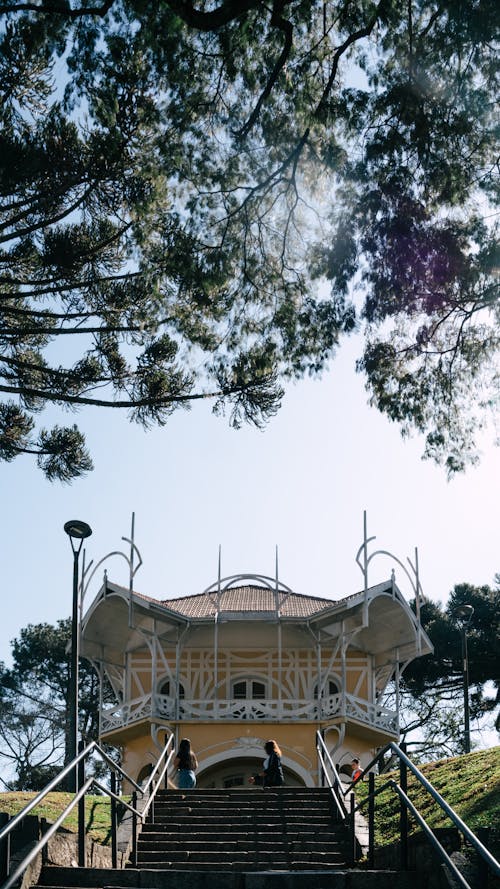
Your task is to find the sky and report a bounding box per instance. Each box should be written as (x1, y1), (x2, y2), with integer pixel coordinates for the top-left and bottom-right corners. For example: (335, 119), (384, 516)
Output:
(1, 333), (499, 759)
(1, 332), (498, 662)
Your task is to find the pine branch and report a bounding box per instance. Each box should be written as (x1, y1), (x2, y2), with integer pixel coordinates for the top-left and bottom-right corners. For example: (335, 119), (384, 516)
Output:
(0, 0), (114, 18)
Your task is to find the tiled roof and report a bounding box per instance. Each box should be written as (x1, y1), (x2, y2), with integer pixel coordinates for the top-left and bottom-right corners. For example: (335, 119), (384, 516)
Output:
(106, 579), (378, 621)
(149, 585), (340, 619)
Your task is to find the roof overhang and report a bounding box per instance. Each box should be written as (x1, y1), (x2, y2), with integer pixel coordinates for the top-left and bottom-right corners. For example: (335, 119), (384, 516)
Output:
(307, 579), (433, 664)
(80, 580), (189, 665)
(80, 577), (433, 669)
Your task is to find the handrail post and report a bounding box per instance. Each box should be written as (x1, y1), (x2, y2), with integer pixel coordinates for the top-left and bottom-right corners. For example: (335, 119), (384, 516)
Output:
(368, 772), (375, 868)
(320, 729), (325, 787)
(477, 828), (490, 889)
(41, 818), (49, 865)
(399, 741), (408, 870)
(111, 772), (118, 869)
(77, 741), (86, 867)
(350, 793), (356, 866)
(131, 791), (138, 867)
(0, 813), (10, 882)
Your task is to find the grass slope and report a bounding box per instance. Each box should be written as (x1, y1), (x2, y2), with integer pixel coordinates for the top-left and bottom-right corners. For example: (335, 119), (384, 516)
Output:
(0, 792), (120, 845)
(356, 746), (500, 847)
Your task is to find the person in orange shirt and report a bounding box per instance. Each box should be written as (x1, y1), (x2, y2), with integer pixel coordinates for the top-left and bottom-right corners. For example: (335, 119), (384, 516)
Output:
(351, 758), (363, 782)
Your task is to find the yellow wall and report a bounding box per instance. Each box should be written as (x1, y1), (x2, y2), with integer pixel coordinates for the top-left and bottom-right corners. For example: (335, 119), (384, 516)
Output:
(118, 717), (382, 790)
(113, 623), (387, 787)
(128, 645), (370, 701)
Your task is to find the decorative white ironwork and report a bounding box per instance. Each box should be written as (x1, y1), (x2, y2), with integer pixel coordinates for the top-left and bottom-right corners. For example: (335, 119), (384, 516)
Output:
(355, 510), (424, 618)
(155, 693), (176, 718)
(101, 692), (152, 733)
(100, 691), (397, 735)
(202, 571), (295, 614)
(80, 512), (143, 621)
(343, 692), (398, 733)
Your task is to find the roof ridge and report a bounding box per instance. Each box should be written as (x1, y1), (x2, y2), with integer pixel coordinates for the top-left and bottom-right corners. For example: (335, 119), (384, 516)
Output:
(109, 580), (347, 610)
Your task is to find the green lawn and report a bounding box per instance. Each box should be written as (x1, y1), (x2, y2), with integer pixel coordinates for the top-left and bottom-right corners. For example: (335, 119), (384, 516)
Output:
(0, 792), (127, 845)
(354, 746), (500, 847)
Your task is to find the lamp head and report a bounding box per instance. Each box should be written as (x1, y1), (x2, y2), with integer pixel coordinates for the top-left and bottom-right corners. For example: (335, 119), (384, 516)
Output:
(64, 520), (92, 541)
(452, 604), (474, 625)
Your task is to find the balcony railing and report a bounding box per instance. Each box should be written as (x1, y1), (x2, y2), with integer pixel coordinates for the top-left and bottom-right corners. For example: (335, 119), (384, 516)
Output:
(101, 692), (397, 735)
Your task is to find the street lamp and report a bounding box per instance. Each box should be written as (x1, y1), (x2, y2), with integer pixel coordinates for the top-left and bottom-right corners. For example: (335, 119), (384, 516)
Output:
(64, 520), (92, 790)
(452, 604), (474, 754)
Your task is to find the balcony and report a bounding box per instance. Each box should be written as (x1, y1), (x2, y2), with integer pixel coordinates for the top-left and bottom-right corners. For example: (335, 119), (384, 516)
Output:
(100, 692), (397, 736)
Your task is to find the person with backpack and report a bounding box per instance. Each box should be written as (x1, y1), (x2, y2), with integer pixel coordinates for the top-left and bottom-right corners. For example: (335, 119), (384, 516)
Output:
(248, 739), (284, 787)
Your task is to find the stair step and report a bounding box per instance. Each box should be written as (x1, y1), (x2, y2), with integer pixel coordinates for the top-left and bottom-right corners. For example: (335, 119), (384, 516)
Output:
(153, 791), (332, 797)
(138, 839), (345, 849)
(136, 846), (347, 855)
(36, 870), (419, 889)
(140, 832), (344, 842)
(140, 834), (343, 851)
(156, 795), (333, 800)
(142, 823), (344, 830)
(147, 812), (335, 820)
(156, 805), (334, 810)
(145, 821), (336, 829)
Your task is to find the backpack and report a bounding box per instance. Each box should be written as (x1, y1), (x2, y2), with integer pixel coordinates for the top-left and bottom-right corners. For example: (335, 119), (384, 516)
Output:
(265, 751), (284, 786)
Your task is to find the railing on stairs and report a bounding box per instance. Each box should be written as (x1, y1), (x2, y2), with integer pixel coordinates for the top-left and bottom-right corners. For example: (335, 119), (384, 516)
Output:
(317, 732), (500, 889)
(0, 734), (175, 889)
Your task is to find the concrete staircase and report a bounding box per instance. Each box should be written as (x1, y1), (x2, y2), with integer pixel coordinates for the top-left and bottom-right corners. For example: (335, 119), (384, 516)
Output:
(34, 787), (418, 889)
(134, 787), (351, 871)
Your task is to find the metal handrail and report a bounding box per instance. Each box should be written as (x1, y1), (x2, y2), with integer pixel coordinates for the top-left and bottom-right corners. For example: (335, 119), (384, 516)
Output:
(316, 749), (348, 820)
(1, 777), (94, 889)
(322, 736), (500, 888)
(141, 745), (175, 822)
(140, 736), (174, 798)
(316, 733), (349, 819)
(316, 732), (359, 866)
(390, 780), (471, 889)
(92, 742), (145, 795)
(391, 742), (499, 876)
(0, 743), (94, 844)
(0, 734), (175, 889)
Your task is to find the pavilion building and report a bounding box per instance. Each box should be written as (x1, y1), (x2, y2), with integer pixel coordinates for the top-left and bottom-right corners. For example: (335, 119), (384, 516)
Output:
(80, 569), (432, 788)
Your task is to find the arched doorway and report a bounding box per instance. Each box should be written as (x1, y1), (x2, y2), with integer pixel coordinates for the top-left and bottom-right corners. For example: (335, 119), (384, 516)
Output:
(196, 756), (305, 789)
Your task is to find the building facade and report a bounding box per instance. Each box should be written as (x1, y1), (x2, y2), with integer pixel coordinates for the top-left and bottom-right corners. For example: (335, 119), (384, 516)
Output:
(80, 572), (432, 788)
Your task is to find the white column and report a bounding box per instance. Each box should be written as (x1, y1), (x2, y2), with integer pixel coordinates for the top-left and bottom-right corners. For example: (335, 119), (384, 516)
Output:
(151, 628), (157, 717)
(98, 659), (104, 738)
(316, 635), (322, 720)
(175, 630), (181, 720)
(124, 652), (130, 722)
(395, 649), (400, 735)
(277, 620), (282, 718)
(341, 622), (347, 716)
(214, 615), (219, 718)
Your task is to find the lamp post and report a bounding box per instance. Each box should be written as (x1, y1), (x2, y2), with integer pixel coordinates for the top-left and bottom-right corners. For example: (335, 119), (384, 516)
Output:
(453, 604), (474, 754)
(64, 520), (92, 790)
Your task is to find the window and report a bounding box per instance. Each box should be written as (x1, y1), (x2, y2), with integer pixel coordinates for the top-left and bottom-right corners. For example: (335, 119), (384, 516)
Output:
(159, 679), (185, 698)
(314, 678), (340, 698)
(157, 679), (186, 719)
(231, 678), (267, 719)
(233, 679), (266, 699)
(326, 679), (339, 696)
(314, 677), (340, 717)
